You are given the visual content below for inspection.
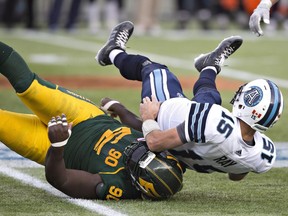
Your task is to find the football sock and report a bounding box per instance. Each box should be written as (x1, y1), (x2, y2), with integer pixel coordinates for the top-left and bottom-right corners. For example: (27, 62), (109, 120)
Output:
(109, 49), (123, 64)
(0, 42), (34, 93)
(194, 67), (217, 89)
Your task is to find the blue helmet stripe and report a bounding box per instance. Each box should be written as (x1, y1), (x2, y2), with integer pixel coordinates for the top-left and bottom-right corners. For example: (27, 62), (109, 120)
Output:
(262, 80), (281, 127)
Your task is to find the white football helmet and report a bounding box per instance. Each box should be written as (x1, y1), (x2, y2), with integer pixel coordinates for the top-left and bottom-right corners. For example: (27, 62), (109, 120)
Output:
(230, 79), (283, 132)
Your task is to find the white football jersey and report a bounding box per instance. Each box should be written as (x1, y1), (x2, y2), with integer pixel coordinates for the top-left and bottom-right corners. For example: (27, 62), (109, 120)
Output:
(158, 98), (276, 174)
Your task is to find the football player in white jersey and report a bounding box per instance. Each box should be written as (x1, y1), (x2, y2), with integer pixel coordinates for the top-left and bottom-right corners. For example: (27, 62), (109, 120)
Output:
(96, 21), (284, 181)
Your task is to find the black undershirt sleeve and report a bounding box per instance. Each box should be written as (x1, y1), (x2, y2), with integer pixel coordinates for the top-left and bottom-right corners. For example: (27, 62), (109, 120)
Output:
(176, 122), (187, 144)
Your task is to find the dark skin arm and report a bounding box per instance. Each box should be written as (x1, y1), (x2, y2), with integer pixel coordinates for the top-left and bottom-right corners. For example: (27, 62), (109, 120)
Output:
(140, 96), (248, 181)
(100, 97), (143, 131)
(45, 114), (102, 199)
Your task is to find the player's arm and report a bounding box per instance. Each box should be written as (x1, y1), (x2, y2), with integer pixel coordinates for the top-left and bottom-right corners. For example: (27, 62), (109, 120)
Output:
(228, 173), (248, 181)
(140, 96), (183, 151)
(45, 147), (102, 199)
(45, 114), (102, 199)
(143, 127), (183, 151)
(100, 97), (142, 131)
(249, 0), (279, 36)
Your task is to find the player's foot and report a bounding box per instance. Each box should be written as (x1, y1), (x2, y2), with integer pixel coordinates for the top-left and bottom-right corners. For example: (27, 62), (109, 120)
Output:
(96, 21), (134, 66)
(194, 36), (243, 74)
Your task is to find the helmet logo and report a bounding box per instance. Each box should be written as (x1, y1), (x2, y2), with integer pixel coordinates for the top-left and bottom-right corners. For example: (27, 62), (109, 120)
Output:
(244, 86), (263, 107)
(251, 109), (262, 120)
(139, 177), (161, 198)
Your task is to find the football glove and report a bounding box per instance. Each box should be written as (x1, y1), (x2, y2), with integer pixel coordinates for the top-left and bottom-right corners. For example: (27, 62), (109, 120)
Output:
(249, 0), (272, 36)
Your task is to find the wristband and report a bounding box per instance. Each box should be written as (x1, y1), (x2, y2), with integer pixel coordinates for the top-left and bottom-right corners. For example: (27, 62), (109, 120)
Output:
(142, 119), (160, 138)
(51, 129), (71, 147)
(100, 100), (120, 113)
(259, 0), (272, 8)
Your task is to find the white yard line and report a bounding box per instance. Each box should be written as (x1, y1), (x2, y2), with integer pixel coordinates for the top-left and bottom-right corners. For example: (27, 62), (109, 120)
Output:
(0, 143), (127, 216)
(0, 166), (127, 216)
(12, 31), (288, 89)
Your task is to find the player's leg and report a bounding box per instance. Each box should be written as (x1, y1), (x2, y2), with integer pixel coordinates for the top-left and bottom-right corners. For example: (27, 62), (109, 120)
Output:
(192, 66), (222, 104)
(0, 110), (49, 165)
(114, 53), (185, 102)
(0, 41), (104, 126)
(17, 77), (104, 125)
(96, 21), (185, 101)
(192, 36), (243, 104)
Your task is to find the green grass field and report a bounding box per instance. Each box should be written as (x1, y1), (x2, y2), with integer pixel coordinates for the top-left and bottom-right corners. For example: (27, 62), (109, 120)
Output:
(0, 28), (288, 216)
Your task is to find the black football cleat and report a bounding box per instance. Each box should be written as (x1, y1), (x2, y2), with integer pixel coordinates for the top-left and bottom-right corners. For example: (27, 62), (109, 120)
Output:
(194, 36), (243, 74)
(96, 21), (134, 66)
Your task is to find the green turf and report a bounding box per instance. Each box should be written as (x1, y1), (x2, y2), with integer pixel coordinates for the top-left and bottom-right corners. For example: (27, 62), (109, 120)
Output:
(0, 29), (287, 215)
(0, 174), (98, 216)
(1, 167), (288, 216)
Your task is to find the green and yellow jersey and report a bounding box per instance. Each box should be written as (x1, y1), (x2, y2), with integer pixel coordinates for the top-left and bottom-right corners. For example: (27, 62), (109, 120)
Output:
(64, 115), (143, 200)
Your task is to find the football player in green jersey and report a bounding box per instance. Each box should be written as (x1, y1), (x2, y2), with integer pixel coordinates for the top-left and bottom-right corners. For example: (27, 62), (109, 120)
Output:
(0, 41), (183, 200)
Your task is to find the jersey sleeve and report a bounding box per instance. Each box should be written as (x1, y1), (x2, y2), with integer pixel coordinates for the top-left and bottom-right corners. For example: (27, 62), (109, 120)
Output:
(96, 170), (141, 200)
(253, 134), (277, 173)
(176, 103), (237, 145)
(181, 103), (212, 143)
(176, 122), (187, 144)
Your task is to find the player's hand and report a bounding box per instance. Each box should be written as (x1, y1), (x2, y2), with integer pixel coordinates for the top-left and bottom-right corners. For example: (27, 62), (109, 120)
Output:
(100, 97), (121, 118)
(249, 2), (272, 36)
(140, 95), (160, 121)
(48, 114), (72, 147)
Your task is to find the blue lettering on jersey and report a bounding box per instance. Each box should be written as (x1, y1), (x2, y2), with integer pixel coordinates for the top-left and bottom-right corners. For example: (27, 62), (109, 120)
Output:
(216, 111), (234, 138)
(213, 156), (237, 167)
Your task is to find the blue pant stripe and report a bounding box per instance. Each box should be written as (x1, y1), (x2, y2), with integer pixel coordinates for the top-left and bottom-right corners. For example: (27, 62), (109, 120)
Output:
(153, 69), (166, 101)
